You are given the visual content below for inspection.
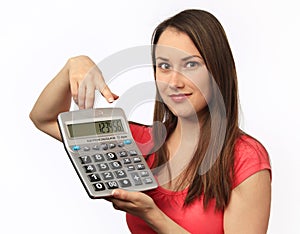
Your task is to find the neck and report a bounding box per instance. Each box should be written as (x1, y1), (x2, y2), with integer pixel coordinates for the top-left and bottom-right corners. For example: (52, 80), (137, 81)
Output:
(160, 116), (200, 185)
(170, 115), (202, 149)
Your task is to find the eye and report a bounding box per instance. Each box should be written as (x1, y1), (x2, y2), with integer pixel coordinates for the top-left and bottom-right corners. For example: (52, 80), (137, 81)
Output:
(185, 61), (200, 68)
(157, 62), (171, 70)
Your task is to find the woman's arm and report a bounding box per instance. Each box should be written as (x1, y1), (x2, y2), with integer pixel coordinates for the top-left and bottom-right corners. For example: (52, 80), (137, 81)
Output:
(29, 55), (118, 141)
(224, 170), (271, 234)
(107, 189), (190, 234)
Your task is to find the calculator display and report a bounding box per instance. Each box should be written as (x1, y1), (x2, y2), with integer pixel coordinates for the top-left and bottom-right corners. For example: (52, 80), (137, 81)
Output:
(67, 119), (124, 137)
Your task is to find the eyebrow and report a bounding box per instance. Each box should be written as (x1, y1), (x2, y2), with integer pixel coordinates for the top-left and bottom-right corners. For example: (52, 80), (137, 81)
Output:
(155, 55), (203, 61)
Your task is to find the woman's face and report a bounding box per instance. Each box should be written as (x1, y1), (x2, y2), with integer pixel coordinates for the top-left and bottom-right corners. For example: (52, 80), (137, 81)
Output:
(155, 27), (211, 119)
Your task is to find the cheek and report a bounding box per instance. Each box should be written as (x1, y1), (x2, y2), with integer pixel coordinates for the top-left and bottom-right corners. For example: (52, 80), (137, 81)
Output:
(199, 78), (211, 102)
(155, 76), (168, 95)
(189, 71), (211, 100)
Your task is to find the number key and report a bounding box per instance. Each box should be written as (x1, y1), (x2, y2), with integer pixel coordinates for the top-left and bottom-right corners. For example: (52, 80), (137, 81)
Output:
(93, 182), (105, 191)
(114, 170), (127, 178)
(79, 155), (92, 164)
(88, 173), (101, 182)
(83, 165), (96, 173)
(109, 161), (122, 170)
(93, 154), (105, 162)
(106, 181), (119, 189)
(98, 163), (109, 171)
(102, 172), (114, 180)
(106, 152), (117, 160)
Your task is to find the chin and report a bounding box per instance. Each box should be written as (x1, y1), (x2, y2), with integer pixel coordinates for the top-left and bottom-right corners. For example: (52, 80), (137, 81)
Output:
(169, 106), (200, 120)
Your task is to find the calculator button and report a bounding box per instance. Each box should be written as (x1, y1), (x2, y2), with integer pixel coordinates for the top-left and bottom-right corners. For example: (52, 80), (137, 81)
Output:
(118, 142), (125, 147)
(92, 154), (105, 162)
(102, 172), (114, 180)
(88, 173), (101, 182)
(114, 170), (127, 178)
(92, 145), (100, 150)
(98, 163), (109, 171)
(137, 164), (146, 170)
(83, 146), (90, 151)
(106, 152), (117, 160)
(123, 139), (132, 145)
(140, 171), (149, 177)
(123, 158), (132, 164)
(119, 179), (132, 188)
(118, 151), (128, 157)
(109, 161), (122, 170)
(93, 182), (105, 191)
(106, 181), (119, 189)
(129, 150), (137, 156)
(79, 156), (92, 164)
(133, 157), (141, 163)
(109, 143), (116, 149)
(127, 165), (135, 171)
(72, 145), (81, 151)
(83, 165), (96, 173)
(101, 143), (108, 150)
(144, 178), (154, 184)
(130, 172), (142, 185)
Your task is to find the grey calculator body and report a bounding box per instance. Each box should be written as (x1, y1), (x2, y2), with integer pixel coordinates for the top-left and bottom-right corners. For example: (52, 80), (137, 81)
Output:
(57, 107), (158, 198)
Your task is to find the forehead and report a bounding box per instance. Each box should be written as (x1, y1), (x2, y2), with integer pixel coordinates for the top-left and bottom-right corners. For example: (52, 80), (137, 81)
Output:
(156, 28), (200, 58)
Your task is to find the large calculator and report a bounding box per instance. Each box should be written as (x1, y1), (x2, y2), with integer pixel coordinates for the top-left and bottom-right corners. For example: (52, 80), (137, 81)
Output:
(57, 107), (158, 198)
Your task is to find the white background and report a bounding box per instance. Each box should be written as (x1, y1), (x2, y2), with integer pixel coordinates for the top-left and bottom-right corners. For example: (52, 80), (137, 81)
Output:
(0, 0), (299, 233)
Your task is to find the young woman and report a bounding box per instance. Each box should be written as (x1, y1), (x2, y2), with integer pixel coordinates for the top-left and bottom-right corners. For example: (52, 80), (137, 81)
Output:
(30, 9), (271, 234)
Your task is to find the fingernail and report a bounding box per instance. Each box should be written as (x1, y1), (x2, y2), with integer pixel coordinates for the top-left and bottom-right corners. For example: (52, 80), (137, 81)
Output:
(112, 190), (119, 196)
(108, 97), (114, 103)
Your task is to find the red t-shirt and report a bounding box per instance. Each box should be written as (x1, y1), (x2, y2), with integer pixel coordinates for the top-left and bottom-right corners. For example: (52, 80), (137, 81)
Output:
(127, 123), (271, 234)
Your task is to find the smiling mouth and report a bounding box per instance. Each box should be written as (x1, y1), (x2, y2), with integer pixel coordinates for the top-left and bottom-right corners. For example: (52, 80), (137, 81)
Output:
(168, 93), (192, 102)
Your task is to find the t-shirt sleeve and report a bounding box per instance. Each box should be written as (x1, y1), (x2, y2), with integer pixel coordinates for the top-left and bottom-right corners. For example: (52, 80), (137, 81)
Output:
(233, 135), (271, 189)
(129, 122), (155, 168)
(129, 122), (153, 153)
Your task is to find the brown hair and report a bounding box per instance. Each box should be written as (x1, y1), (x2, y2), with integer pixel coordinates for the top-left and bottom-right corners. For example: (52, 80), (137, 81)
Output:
(151, 9), (241, 210)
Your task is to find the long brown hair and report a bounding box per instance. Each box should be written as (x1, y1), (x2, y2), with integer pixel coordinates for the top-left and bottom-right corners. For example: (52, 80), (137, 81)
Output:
(151, 9), (241, 210)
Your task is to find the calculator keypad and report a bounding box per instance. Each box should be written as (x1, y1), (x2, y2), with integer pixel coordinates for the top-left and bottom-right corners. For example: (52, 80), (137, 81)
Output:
(71, 139), (157, 197)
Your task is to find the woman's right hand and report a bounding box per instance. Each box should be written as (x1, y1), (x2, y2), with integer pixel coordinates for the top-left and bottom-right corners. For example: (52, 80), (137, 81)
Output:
(68, 55), (119, 109)
(30, 55), (119, 141)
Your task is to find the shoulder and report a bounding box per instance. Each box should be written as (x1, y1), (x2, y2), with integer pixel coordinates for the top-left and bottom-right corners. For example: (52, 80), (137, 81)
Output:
(129, 121), (152, 142)
(233, 134), (271, 188)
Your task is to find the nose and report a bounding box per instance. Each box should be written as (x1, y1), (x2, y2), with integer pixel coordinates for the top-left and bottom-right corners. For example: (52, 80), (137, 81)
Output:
(168, 70), (185, 90)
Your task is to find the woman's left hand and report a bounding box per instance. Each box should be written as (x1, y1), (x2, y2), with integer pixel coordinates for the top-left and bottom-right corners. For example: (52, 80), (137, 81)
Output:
(105, 189), (158, 221)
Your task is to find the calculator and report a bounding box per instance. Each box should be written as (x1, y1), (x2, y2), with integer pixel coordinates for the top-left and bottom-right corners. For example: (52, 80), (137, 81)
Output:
(57, 107), (158, 198)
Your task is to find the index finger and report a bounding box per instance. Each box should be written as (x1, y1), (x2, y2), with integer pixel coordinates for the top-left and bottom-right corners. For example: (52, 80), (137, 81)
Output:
(70, 79), (79, 104)
(98, 84), (119, 103)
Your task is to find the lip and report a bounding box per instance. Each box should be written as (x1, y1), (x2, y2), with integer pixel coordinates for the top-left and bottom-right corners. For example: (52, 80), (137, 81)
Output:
(168, 93), (192, 102)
